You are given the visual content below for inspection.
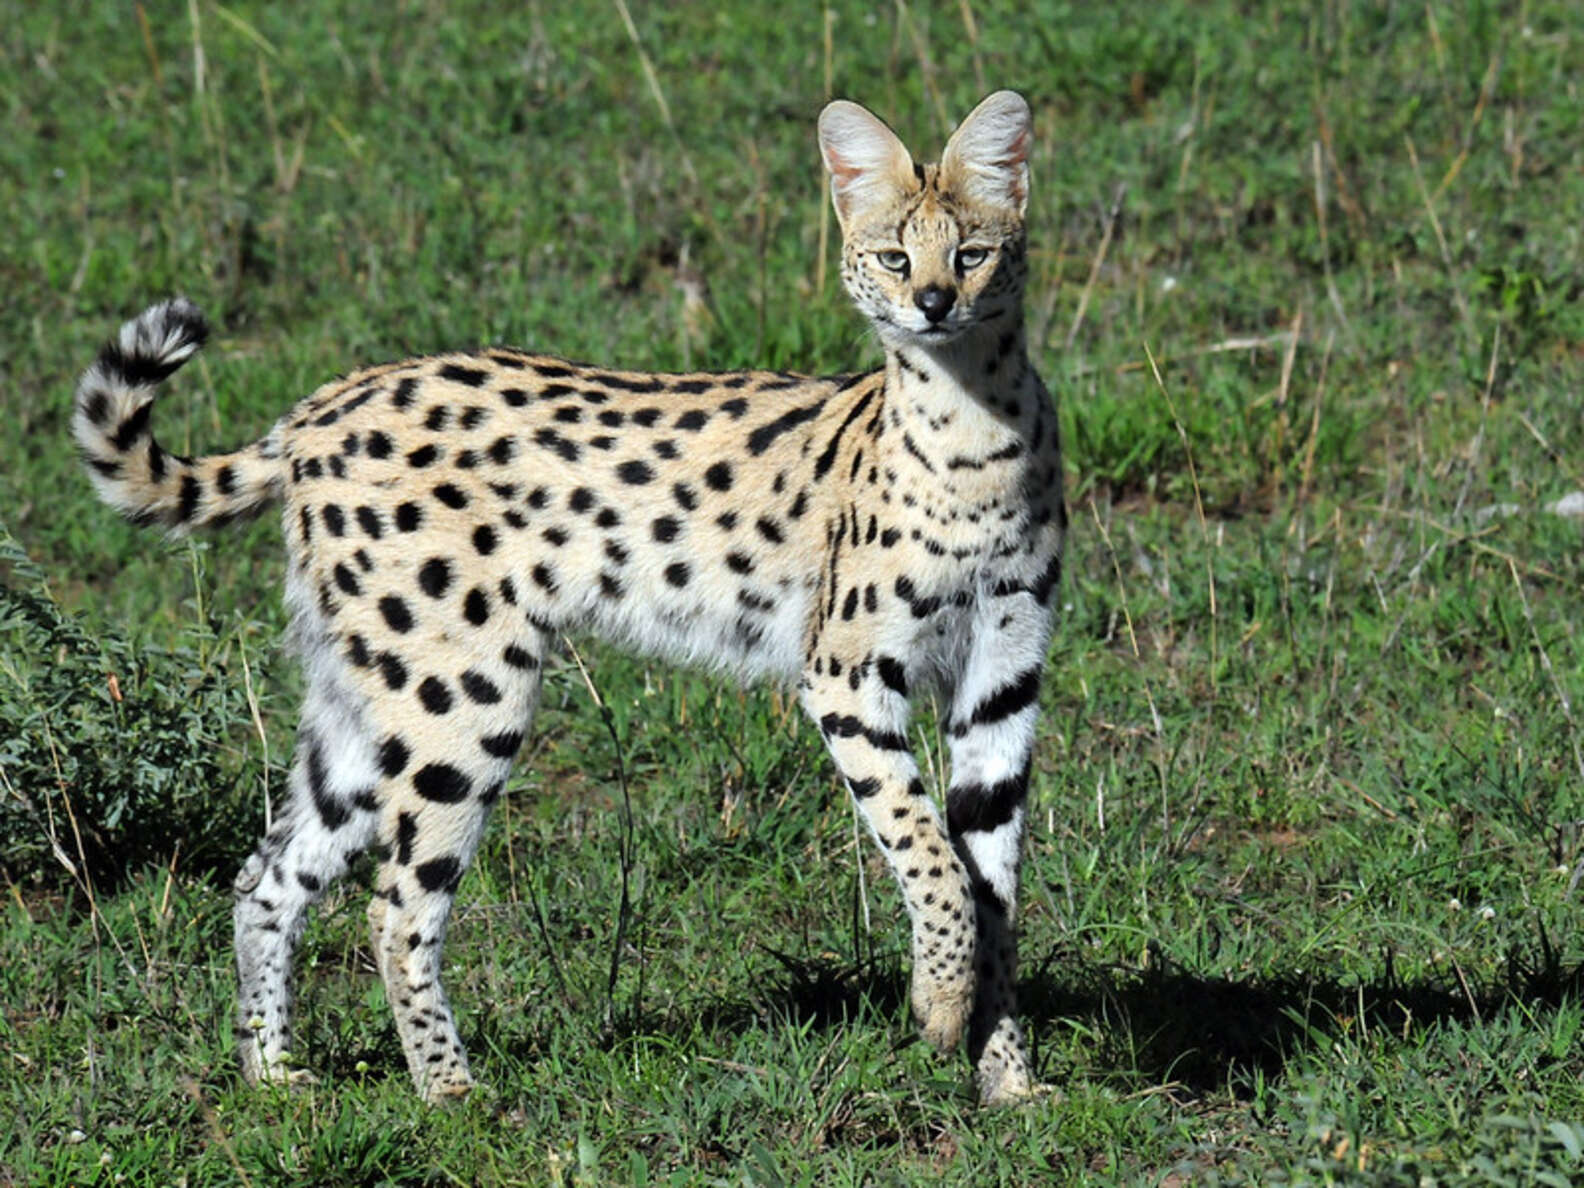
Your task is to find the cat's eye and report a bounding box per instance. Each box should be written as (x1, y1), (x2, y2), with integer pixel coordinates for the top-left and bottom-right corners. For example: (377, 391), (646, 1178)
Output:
(876, 250), (910, 274)
(956, 246), (990, 271)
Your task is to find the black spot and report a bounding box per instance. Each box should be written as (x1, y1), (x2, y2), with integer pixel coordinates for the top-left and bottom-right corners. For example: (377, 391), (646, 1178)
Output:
(379, 737), (411, 776)
(616, 459), (654, 485)
(434, 483), (468, 509)
(503, 644), (537, 669)
(463, 587), (489, 625)
(460, 670), (501, 704)
(595, 507), (621, 529)
(394, 502), (423, 532)
(652, 437), (679, 459)
(481, 730), (523, 758)
(418, 558), (452, 598)
(498, 577), (517, 605)
(672, 482), (697, 511)
(604, 540), (629, 566)
(395, 812), (417, 863)
(424, 405), (451, 431)
(599, 572), (624, 599)
(725, 552), (754, 574)
(346, 634), (372, 667)
(439, 363), (487, 387)
(366, 430), (393, 459)
(455, 449), (479, 468)
(755, 517), (784, 544)
(674, 409), (708, 431)
(81, 389), (111, 427)
(542, 525), (568, 546)
(717, 511), (738, 530)
(664, 562), (691, 587)
(532, 427), (581, 463)
(877, 656), (908, 696)
(880, 527), (902, 547)
(652, 516), (681, 543)
(415, 856), (464, 894)
(500, 387), (528, 407)
(322, 505), (346, 536)
(379, 595), (414, 632)
(461, 406), (488, 430)
(527, 487), (551, 509)
(598, 409), (625, 427)
(417, 677), (453, 714)
(473, 524), (498, 555)
(719, 396), (748, 417)
(353, 506), (382, 538)
(333, 563), (361, 596)
(215, 465), (236, 494)
(632, 407), (663, 426)
(379, 652), (408, 690)
(391, 377), (419, 409)
(530, 563), (557, 591)
(407, 444), (439, 468)
(554, 405), (582, 424)
(841, 587), (859, 620)
(704, 462), (733, 491)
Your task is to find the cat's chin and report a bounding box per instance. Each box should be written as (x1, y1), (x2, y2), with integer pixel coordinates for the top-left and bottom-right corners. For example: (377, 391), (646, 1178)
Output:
(880, 321), (973, 350)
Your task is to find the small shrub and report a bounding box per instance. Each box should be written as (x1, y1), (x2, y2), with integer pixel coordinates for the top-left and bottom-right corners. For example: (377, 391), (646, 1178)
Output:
(0, 524), (260, 889)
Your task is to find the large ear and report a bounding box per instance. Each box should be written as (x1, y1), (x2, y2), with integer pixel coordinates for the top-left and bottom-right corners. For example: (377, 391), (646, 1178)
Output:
(939, 90), (1031, 215)
(818, 99), (915, 228)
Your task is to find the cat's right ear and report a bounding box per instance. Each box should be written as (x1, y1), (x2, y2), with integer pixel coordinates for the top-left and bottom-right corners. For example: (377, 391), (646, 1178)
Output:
(818, 100), (915, 229)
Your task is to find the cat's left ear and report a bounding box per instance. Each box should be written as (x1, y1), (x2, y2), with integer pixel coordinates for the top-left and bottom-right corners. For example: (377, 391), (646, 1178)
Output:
(939, 90), (1031, 216)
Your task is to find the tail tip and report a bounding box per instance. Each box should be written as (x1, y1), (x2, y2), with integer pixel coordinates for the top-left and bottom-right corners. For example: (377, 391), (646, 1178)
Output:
(100, 297), (210, 388)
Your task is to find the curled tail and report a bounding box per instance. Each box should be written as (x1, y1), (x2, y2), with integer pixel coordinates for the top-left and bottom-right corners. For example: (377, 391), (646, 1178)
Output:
(74, 298), (285, 531)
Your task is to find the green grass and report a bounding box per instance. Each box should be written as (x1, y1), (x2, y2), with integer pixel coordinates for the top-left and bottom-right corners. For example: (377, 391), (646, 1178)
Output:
(4, 0), (1584, 1183)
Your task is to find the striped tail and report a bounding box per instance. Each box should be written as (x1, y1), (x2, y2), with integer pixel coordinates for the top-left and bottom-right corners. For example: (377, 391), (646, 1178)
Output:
(73, 298), (285, 532)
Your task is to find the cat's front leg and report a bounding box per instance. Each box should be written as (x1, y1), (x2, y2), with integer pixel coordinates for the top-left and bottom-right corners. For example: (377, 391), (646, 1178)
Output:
(799, 642), (977, 1055)
(944, 582), (1056, 1104)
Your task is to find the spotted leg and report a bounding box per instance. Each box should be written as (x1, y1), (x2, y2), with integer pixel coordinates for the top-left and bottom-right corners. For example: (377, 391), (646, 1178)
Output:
(944, 588), (1054, 1104)
(234, 673), (383, 1088)
(801, 633), (977, 1055)
(365, 631), (544, 1103)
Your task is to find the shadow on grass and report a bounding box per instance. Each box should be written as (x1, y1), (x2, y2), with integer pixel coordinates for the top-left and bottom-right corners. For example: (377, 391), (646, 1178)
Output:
(679, 941), (1584, 1094)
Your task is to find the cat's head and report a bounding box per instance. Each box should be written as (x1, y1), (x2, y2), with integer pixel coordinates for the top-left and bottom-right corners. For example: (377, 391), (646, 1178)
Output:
(819, 91), (1031, 350)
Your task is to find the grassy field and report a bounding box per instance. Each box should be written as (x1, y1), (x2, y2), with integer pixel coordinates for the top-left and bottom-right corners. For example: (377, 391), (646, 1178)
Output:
(4, 0), (1584, 1182)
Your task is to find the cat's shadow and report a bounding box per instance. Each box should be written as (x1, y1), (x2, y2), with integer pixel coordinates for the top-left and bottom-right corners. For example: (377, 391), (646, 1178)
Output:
(681, 942), (1584, 1093)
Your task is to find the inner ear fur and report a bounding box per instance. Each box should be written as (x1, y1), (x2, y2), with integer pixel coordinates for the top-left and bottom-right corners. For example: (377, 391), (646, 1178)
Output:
(938, 90), (1032, 216)
(818, 100), (916, 229)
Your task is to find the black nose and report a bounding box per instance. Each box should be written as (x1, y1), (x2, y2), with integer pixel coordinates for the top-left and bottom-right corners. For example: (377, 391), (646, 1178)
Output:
(915, 285), (956, 324)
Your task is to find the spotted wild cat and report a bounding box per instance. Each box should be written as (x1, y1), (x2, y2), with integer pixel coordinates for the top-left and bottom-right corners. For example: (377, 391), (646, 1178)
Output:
(72, 90), (1063, 1106)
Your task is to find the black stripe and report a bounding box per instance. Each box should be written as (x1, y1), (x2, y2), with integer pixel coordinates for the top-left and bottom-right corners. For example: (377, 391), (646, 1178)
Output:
(951, 666), (1043, 736)
(818, 712), (907, 752)
(812, 388), (876, 482)
(746, 399), (826, 456)
(176, 474), (201, 522)
(109, 402), (153, 452)
(946, 765), (1030, 836)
